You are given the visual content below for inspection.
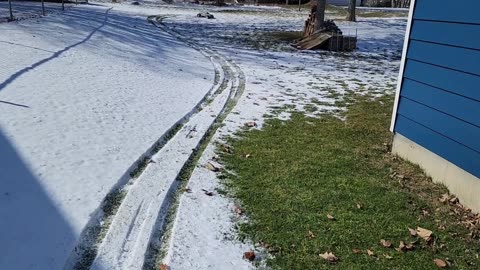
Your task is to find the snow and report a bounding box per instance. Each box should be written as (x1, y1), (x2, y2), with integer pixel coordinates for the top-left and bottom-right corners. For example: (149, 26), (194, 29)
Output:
(0, 1), (407, 269)
(0, 3), (214, 270)
(156, 4), (407, 270)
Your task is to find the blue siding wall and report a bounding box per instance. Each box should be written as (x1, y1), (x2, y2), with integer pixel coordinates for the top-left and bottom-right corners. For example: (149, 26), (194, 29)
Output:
(393, 0), (480, 178)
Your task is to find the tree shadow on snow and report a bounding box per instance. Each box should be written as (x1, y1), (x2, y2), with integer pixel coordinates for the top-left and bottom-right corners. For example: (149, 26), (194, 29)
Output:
(0, 7), (111, 92)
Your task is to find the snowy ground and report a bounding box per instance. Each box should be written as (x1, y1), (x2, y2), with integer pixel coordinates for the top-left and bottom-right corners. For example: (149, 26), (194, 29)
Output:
(146, 3), (407, 270)
(0, 3), (214, 269)
(0, 1), (407, 269)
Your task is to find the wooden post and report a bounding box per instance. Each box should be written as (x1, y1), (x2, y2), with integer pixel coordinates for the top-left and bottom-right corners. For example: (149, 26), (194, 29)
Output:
(8, 0), (13, 21)
(41, 0), (45, 16)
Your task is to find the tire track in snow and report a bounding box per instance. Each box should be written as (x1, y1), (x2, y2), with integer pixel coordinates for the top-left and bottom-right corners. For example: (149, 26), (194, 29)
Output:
(65, 14), (245, 270)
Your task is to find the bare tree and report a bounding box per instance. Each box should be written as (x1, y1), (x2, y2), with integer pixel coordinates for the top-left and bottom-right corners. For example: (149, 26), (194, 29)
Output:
(314, 0), (326, 31)
(8, 0), (13, 21)
(347, 0), (356, 21)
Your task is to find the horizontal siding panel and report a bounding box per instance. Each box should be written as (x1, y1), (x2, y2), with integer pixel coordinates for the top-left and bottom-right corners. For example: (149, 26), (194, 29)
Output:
(395, 115), (480, 178)
(401, 79), (480, 127)
(398, 98), (480, 153)
(414, 0), (480, 24)
(403, 60), (480, 102)
(410, 20), (480, 50)
(407, 40), (480, 76)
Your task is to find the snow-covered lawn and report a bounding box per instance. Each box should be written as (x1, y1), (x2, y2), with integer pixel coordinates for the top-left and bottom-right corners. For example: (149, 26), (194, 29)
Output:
(0, 1), (407, 269)
(0, 3), (214, 269)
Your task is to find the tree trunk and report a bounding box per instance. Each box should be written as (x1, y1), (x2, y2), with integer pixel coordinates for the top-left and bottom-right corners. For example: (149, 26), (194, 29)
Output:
(347, 0), (356, 21)
(314, 0), (326, 31)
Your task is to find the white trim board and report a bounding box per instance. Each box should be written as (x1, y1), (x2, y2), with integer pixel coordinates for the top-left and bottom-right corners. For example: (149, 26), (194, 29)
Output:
(389, 0), (416, 132)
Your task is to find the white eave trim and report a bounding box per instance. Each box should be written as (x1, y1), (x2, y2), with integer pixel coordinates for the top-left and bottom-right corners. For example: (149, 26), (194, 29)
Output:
(390, 0), (417, 132)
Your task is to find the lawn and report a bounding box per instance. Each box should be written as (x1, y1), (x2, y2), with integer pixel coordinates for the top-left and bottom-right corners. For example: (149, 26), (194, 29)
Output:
(219, 95), (480, 269)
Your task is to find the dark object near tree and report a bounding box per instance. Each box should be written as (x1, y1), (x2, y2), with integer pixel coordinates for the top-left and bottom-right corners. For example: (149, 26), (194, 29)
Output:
(295, 3), (356, 51)
(197, 12), (215, 19)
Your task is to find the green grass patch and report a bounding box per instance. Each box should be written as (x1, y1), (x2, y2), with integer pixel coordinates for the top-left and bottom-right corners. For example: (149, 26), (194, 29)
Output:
(220, 95), (480, 269)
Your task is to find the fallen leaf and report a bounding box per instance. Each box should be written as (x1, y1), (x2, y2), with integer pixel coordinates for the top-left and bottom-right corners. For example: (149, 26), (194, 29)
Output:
(201, 189), (214, 196)
(319, 252), (338, 263)
(384, 254), (393, 259)
(433, 258), (447, 268)
(405, 243), (415, 251)
(259, 241), (270, 249)
(408, 227), (417, 237)
(397, 241), (406, 252)
(243, 250), (255, 261)
(160, 263), (168, 270)
(205, 161), (222, 172)
(307, 230), (315, 239)
(356, 203), (362, 209)
(449, 197), (459, 204)
(220, 144), (233, 154)
(245, 121), (257, 128)
(352, 248), (361, 254)
(417, 227), (433, 241)
(439, 193), (450, 203)
(327, 214), (336, 221)
(245, 154), (251, 158)
(367, 249), (375, 256)
(234, 206), (244, 215)
(380, 239), (392, 248)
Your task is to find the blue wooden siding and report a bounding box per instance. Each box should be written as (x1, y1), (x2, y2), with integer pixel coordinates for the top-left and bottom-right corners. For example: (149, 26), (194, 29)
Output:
(393, 0), (480, 178)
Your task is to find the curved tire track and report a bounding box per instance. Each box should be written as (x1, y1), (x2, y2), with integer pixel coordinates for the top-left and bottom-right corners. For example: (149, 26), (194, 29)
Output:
(65, 14), (245, 270)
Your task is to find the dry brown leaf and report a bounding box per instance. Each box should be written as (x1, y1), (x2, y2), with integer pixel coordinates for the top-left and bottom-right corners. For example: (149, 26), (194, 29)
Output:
(307, 230), (315, 239)
(449, 197), (459, 204)
(397, 241), (406, 252)
(327, 214), (336, 221)
(405, 243), (415, 251)
(356, 203), (362, 209)
(234, 206), (244, 216)
(408, 227), (417, 237)
(160, 263), (168, 270)
(384, 254), (393, 259)
(319, 252), (338, 263)
(417, 227), (433, 241)
(433, 258), (447, 268)
(380, 239), (392, 248)
(367, 249), (375, 256)
(439, 193), (450, 203)
(205, 162), (219, 172)
(352, 248), (361, 254)
(243, 250), (256, 261)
